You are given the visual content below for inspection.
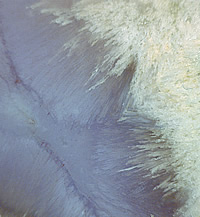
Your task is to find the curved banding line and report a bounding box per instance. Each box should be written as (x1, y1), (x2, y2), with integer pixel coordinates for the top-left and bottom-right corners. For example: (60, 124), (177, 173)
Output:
(1, 0), (200, 216)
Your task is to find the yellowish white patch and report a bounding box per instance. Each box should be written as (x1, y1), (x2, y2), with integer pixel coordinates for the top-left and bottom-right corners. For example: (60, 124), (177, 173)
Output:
(32, 0), (200, 216)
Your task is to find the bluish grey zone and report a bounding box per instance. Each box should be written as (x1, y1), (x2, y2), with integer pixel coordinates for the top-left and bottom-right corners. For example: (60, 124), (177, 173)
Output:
(0, 0), (178, 216)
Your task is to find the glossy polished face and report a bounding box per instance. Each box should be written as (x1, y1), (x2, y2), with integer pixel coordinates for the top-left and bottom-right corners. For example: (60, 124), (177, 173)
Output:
(0, 0), (199, 216)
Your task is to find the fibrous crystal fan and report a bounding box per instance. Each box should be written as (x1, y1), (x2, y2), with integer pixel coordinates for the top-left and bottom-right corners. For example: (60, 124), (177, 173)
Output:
(0, 0), (200, 216)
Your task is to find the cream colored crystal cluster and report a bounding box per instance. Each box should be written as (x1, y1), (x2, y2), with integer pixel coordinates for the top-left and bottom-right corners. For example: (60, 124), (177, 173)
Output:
(33, 1), (200, 216)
